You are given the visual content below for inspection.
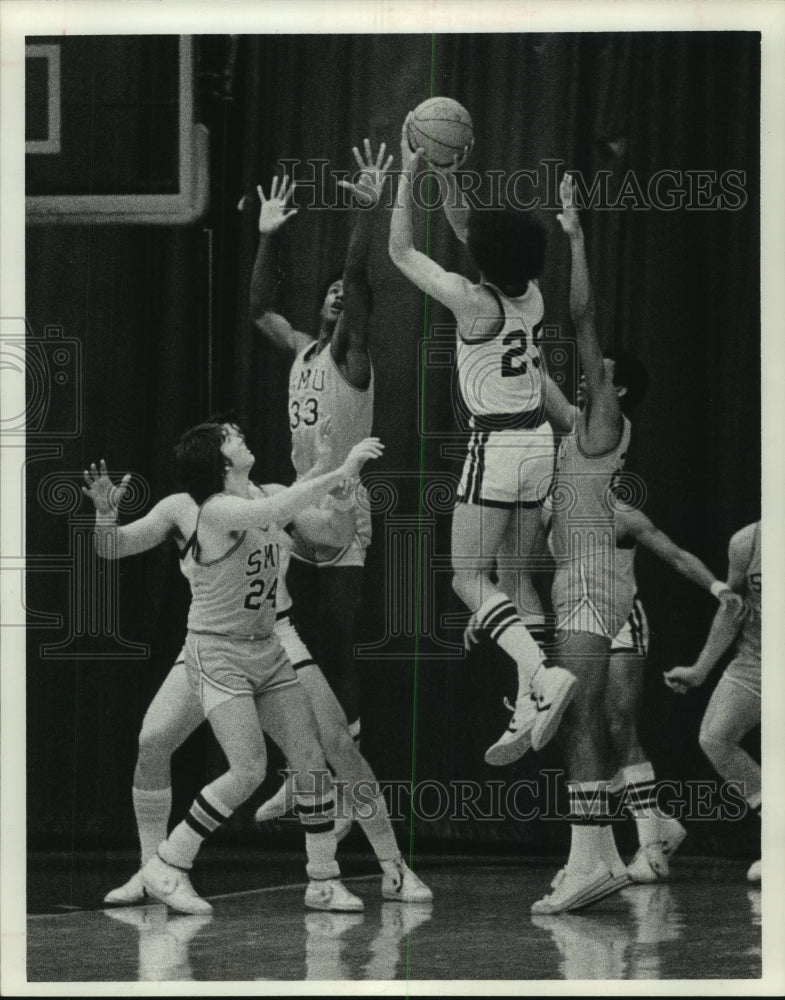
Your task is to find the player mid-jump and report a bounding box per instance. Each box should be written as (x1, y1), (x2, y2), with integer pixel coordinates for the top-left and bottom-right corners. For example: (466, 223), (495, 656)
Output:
(389, 114), (576, 764)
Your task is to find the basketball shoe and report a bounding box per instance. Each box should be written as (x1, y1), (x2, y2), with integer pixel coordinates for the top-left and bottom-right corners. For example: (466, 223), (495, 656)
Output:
(484, 692), (537, 766)
(304, 878), (364, 913)
(627, 818), (686, 883)
(104, 870), (146, 905)
(140, 855), (212, 916)
(532, 862), (630, 915)
(381, 858), (433, 903)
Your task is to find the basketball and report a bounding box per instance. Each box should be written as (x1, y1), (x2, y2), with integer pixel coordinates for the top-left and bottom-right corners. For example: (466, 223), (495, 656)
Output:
(407, 97), (474, 168)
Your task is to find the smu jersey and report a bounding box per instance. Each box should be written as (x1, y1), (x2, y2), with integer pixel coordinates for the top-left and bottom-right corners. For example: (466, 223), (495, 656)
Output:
(549, 415), (632, 571)
(456, 280), (544, 425)
(182, 495), (281, 638)
(735, 521), (761, 665)
(289, 340), (374, 478)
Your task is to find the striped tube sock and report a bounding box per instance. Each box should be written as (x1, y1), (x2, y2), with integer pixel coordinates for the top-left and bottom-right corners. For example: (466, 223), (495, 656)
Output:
(619, 762), (659, 846)
(296, 793), (340, 880)
(474, 594), (544, 689)
(132, 786), (172, 865)
(158, 786), (233, 871)
(566, 780), (613, 874)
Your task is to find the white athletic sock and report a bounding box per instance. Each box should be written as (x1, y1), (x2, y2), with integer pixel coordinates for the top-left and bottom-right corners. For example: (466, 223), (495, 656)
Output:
(133, 786), (172, 865)
(159, 785), (233, 870)
(620, 762), (659, 846)
(296, 787), (340, 880)
(566, 781), (611, 875)
(566, 825), (604, 875)
(474, 594), (544, 692)
(597, 823), (626, 877)
(304, 831), (341, 881)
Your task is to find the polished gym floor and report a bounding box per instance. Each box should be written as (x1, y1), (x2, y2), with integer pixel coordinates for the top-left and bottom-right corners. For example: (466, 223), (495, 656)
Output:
(24, 850), (763, 987)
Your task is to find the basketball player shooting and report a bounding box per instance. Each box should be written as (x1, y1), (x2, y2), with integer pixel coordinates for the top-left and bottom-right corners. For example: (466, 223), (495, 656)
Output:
(388, 112), (576, 765)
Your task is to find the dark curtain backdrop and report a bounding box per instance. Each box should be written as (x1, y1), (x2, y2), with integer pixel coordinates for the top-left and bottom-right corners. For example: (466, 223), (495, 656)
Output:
(26, 32), (760, 855)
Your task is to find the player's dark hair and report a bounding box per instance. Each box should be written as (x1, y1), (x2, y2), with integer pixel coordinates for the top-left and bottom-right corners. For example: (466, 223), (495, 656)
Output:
(467, 205), (547, 294)
(174, 422), (228, 505)
(605, 349), (649, 414)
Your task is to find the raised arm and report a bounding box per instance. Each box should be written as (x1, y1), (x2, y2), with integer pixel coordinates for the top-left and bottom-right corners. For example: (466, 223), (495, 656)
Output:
(663, 529), (752, 693)
(433, 147), (474, 245)
(617, 505), (745, 613)
(388, 114), (477, 314)
(82, 461), (183, 558)
(328, 140), (393, 387)
(557, 172), (621, 449)
(542, 372), (578, 433)
(202, 438), (384, 534)
(249, 175), (312, 356)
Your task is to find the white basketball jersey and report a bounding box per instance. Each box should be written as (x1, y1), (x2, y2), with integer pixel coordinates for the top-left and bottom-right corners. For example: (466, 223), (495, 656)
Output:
(549, 415), (632, 570)
(456, 281), (544, 424)
(289, 341), (374, 477)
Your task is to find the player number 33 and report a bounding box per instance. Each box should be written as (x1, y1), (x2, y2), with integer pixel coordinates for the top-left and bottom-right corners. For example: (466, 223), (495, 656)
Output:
(289, 397), (319, 429)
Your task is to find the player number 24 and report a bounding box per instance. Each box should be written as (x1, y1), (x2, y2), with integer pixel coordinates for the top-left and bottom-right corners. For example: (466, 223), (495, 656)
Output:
(244, 576), (278, 611)
(289, 397), (318, 429)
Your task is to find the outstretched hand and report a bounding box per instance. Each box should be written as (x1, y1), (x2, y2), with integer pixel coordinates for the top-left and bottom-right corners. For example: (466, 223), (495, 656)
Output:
(556, 172), (581, 236)
(311, 415), (335, 473)
(337, 139), (394, 207)
(82, 460), (131, 516)
(342, 437), (384, 480)
(255, 175), (298, 234)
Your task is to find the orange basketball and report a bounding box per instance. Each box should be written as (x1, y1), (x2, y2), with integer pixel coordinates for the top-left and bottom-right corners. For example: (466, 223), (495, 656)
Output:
(406, 97), (474, 168)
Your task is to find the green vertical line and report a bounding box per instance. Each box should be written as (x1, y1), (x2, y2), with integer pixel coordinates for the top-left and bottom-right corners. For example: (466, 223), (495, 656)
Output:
(406, 32), (438, 992)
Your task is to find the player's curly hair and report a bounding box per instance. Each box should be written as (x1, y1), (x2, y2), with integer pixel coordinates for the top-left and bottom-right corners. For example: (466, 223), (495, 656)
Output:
(605, 349), (649, 414)
(467, 205), (547, 294)
(174, 422), (230, 505)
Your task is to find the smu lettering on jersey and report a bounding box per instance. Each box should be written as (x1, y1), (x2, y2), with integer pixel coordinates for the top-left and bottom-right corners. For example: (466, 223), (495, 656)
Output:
(289, 341), (374, 477)
(456, 280), (545, 429)
(182, 495), (280, 637)
(735, 521), (761, 665)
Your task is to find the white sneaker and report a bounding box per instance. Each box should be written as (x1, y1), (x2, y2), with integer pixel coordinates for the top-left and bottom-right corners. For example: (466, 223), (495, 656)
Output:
(140, 855), (212, 916)
(304, 879), (364, 913)
(530, 666), (577, 751)
(104, 870), (147, 905)
(747, 859), (761, 882)
(484, 692), (537, 766)
(627, 820), (686, 883)
(532, 862), (629, 915)
(381, 858), (434, 903)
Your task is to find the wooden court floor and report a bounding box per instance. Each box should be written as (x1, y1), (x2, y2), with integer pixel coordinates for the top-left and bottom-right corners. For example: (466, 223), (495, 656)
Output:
(23, 850), (764, 987)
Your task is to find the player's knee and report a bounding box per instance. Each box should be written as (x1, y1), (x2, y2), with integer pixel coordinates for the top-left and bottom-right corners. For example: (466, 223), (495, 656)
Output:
(698, 722), (727, 765)
(137, 719), (177, 766)
(228, 755), (267, 797)
(319, 721), (356, 766)
(451, 567), (483, 602)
